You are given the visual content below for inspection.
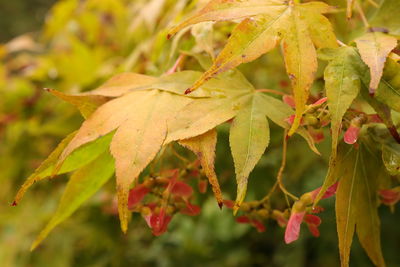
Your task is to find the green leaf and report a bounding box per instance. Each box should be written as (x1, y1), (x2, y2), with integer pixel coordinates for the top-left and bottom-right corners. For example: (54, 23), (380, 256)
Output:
(360, 82), (400, 144)
(375, 58), (400, 113)
(382, 142), (400, 176)
(257, 93), (320, 155)
(14, 131), (113, 204)
(319, 47), (364, 158)
(336, 142), (385, 267)
(229, 94), (270, 211)
(31, 151), (115, 250)
(370, 0), (400, 35)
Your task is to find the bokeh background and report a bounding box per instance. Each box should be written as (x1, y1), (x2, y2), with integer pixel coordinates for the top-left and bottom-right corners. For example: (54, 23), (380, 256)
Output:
(1, 0), (399, 266)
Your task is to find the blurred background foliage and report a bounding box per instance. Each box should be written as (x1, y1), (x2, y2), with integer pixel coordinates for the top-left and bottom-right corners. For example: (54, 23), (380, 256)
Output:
(0, 0), (399, 266)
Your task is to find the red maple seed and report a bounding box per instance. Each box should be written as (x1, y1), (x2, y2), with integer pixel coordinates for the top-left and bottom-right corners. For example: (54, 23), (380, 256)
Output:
(283, 95), (296, 108)
(170, 181), (193, 198)
(344, 125), (360, 144)
(285, 211), (305, 244)
(310, 182), (339, 201)
(180, 203), (201, 216)
(128, 185), (150, 209)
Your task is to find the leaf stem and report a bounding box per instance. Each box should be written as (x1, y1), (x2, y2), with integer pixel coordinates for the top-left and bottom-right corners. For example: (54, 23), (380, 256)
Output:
(366, 0), (379, 8)
(261, 181), (279, 203)
(355, 1), (370, 29)
(337, 39), (347, 47)
(277, 130), (299, 201)
(170, 144), (189, 163)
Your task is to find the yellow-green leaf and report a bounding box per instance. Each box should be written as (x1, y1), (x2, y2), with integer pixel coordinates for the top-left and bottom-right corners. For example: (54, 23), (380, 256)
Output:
(229, 94), (270, 212)
(14, 131), (113, 204)
(336, 143), (385, 267)
(257, 93), (320, 155)
(31, 151), (115, 250)
(375, 57), (400, 112)
(321, 47), (364, 158)
(370, 0), (400, 35)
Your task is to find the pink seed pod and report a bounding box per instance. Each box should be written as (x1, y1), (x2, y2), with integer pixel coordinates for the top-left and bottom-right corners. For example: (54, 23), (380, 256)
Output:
(344, 125), (360, 144)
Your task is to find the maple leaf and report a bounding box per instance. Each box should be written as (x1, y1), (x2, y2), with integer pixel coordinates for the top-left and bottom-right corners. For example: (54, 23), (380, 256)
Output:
(229, 94), (270, 211)
(374, 57), (400, 113)
(355, 32), (397, 95)
(335, 142), (385, 267)
(370, 0), (400, 35)
(13, 131), (113, 205)
(30, 152), (115, 251)
(16, 65), (320, 242)
(168, 0), (338, 135)
(179, 129), (223, 207)
(319, 47), (365, 158)
(382, 142), (400, 176)
(164, 72), (319, 210)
